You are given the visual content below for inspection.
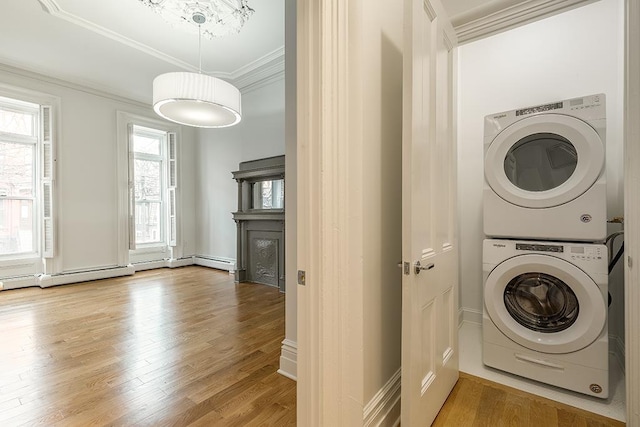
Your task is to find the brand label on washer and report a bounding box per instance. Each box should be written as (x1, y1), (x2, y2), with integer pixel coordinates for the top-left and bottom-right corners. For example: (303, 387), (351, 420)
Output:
(580, 214), (592, 223)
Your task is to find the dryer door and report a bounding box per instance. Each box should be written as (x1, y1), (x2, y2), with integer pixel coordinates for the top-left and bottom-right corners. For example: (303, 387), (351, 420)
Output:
(484, 114), (604, 208)
(484, 254), (606, 354)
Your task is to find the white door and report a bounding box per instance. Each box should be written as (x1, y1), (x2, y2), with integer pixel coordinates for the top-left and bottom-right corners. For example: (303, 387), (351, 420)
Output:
(401, 0), (459, 425)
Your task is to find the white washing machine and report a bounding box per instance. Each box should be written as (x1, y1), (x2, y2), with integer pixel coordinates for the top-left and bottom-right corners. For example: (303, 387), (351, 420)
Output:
(483, 239), (609, 398)
(484, 94), (606, 242)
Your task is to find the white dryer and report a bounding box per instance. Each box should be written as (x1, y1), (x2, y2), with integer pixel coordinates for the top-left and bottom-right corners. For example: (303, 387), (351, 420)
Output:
(483, 239), (609, 398)
(484, 94), (606, 242)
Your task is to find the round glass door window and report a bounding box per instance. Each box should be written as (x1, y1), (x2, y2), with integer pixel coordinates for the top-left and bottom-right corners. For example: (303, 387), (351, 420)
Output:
(503, 133), (578, 192)
(503, 272), (579, 333)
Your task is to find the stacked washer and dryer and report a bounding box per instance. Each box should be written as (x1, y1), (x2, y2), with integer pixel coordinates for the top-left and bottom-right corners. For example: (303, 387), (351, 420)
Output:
(482, 94), (610, 398)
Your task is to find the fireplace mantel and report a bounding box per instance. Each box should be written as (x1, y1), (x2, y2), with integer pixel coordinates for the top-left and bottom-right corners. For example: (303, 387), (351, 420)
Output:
(232, 155), (285, 291)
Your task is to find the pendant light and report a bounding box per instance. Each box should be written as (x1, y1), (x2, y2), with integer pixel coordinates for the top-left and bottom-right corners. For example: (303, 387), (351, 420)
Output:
(151, 9), (243, 128)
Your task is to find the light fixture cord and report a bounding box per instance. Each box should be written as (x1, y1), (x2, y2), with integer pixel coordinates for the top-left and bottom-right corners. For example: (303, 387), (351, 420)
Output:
(198, 23), (202, 74)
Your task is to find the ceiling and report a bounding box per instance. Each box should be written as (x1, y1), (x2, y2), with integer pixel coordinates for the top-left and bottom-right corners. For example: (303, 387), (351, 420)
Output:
(0, 0), (285, 103)
(0, 0), (588, 105)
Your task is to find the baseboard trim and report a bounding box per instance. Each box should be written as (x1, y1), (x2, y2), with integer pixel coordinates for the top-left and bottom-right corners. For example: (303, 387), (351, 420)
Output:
(132, 257), (195, 272)
(363, 368), (401, 427)
(132, 260), (170, 272)
(39, 265), (135, 288)
(194, 256), (236, 272)
(460, 307), (483, 326)
(3, 260), (238, 290)
(167, 257), (195, 268)
(278, 338), (298, 381)
(0, 275), (38, 290)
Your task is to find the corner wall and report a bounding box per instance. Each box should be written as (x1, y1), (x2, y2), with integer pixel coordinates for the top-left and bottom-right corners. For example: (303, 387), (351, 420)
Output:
(194, 78), (285, 263)
(279, 0), (298, 381)
(457, 0), (624, 347)
(361, 0), (404, 420)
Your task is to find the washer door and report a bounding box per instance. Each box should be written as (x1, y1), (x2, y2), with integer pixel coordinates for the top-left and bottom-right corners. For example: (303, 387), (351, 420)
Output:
(484, 254), (606, 354)
(485, 114), (604, 208)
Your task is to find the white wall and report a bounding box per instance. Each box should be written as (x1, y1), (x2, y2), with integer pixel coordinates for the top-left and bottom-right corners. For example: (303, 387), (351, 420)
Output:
(361, 0), (404, 407)
(457, 0), (624, 335)
(194, 78), (285, 262)
(280, 0), (298, 380)
(0, 61), (285, 287)
(0, 66), (197, 278)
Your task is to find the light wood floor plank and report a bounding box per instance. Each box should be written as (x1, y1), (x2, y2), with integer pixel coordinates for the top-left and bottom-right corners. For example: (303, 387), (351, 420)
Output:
(0, 266), (295, 426)
(433, 373), (624, 427)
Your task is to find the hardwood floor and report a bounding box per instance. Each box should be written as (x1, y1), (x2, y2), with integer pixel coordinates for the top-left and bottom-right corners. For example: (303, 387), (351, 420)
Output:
(1, 266), (625, 426)
(433, 372), (625, 427)
(0, 266), (296, 426)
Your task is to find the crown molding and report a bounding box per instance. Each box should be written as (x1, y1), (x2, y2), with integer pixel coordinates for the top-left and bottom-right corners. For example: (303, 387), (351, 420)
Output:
(233, 47), (285, 92)
(37, 0), (198, 72)
(36, 0), (285, 93)
(453, 0), (596, 44)
(0, 61), (149, 108)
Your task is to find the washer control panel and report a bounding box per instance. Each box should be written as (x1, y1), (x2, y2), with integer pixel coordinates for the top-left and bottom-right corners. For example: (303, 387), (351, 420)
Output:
(514, 242), (604, 262)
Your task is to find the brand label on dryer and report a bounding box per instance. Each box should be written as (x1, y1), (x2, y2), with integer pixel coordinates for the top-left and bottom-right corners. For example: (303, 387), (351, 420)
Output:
(516, 101), (563, 116)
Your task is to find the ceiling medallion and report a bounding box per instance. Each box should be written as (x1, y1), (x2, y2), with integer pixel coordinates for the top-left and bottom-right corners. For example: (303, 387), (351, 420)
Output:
(138, 0), (255, 39)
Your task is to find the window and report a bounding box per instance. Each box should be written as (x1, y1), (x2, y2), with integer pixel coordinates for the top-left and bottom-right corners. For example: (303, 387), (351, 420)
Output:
(0, 96), (52, 259)
(129, 125), (176, 249)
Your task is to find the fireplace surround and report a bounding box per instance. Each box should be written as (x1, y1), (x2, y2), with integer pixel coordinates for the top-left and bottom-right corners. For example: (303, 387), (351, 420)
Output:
(232, 155), (285, 291)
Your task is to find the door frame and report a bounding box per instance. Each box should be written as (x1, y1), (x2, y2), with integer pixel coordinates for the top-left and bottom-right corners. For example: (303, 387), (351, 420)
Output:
(296, 0), (365, 425)
(296, 0), (640, 424)
(624, 0), (639, 424)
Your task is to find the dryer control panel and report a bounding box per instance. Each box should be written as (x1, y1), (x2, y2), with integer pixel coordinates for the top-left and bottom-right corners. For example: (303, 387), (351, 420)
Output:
(567, 94), (604, 113)
(568, 245), (604, 262)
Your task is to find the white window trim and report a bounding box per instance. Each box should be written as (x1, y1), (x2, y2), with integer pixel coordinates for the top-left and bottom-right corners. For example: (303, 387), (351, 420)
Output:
(0, 84), (61, 278)
(116, 111), (182, 267)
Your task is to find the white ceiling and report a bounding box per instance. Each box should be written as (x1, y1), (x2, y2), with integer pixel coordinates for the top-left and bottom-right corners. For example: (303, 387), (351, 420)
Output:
(0, 0), (584, 105)
(0, 0), (285, 103)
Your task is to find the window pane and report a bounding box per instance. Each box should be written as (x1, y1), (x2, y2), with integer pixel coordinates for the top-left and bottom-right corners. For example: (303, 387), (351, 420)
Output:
(0, 199), (34, 255)
(133, 134), (161, 155)
(0, 108), (35, 136)
(0, 142), (34, 197)
(134, 159), (161, 201)
(135, 201), (161, 244)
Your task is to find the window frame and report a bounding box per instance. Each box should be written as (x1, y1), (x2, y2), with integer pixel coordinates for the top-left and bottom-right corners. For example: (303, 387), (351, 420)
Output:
(131, 125), (167, 248)
(0, 96), (41, 260)
(0, 87), (60, 281)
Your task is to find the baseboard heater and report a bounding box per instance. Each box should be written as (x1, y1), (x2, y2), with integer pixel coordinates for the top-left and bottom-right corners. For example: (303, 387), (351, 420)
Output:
(38, 265), (136, 288)
(193, 256), (236, 272)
